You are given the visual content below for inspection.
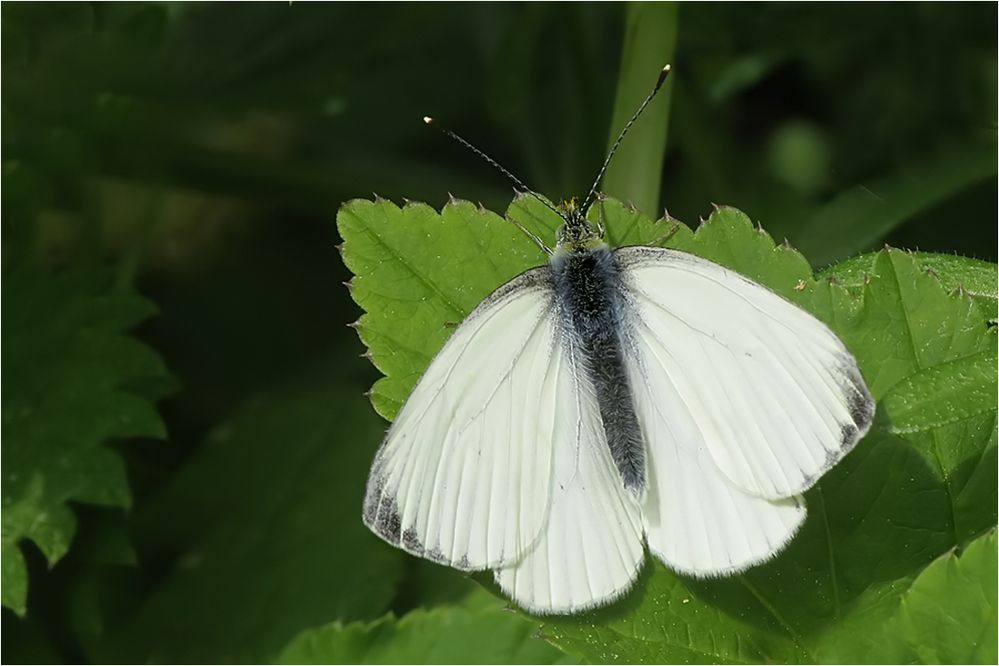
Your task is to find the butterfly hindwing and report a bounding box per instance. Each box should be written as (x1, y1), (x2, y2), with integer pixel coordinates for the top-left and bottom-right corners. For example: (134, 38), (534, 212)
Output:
(494, 336), (645, 614)
(363, 266), (562, 570)
(627, 340), (807, 576)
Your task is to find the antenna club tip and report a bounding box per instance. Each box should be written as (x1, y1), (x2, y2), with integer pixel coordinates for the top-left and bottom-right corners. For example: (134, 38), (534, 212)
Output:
(656, 63), (673, 87)
(423, 116), (434, 125)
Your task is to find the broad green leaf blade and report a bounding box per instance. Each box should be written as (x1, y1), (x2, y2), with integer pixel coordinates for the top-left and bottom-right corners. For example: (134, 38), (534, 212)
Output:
(841, 249), (997, 550)
(846, 250), (993, 396)
(543, 563), (811, 664)
(882, 349), (998, 433)
(601, 2), (678, 216)
(277, 591), (570, 665)
(821, 251), (999, 322)
(794, 140), (997, 266)
(896, 529), (997, 664)
(1, 264), (169, 616)
(818, 530), (998, 664)
(341, 196), (997, 664)
(103, 383), (404, 663)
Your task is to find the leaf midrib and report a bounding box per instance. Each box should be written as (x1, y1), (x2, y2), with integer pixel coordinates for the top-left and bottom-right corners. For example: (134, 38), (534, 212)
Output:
(887, 254), (962, 551)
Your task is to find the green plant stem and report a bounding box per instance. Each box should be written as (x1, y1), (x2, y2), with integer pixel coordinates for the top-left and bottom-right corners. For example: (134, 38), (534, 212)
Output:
(601, 1), (678, 216)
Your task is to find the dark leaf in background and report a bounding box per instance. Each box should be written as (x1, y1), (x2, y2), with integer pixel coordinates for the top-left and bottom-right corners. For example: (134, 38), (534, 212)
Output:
(99, 383), (404, 663)
(1, 264), (170, 616)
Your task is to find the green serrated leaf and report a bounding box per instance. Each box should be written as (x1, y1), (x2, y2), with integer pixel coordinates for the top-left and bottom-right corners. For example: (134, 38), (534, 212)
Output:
(277, 590), (571, 665)
(894, 529), (997, 664)
(103, 384), (405, 663)
(601, 2), (677, 216)
(338, 197), (547, 421)
(340, 196), (997, 664)
(1, 264), (170, 616)
(821, 251), (999, 322)
(817, 530), (998, 664)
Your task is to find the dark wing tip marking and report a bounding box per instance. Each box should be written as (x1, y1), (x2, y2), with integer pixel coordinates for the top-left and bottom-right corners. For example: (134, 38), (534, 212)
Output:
(402, 527), (422, 551)
(365, 493), (403, 545)
(362, 460), (404, 546)
(848, 375), (876, 433)
(363, 470), (488, 572)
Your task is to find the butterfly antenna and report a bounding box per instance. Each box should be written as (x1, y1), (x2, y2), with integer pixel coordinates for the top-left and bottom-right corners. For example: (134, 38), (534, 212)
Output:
(581, 63), (672, 211)
(422, 116), (563, 219)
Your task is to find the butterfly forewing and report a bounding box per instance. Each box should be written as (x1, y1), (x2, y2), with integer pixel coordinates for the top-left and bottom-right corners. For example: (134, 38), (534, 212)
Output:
(363, 266), (563, 569)
(616, 247), (874, 502)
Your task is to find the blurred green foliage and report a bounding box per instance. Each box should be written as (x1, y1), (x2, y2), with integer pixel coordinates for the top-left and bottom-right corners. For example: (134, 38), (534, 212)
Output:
(2, 2), (996, 664)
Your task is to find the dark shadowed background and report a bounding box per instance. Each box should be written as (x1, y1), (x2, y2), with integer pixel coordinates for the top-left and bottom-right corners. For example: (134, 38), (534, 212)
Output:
(2, 2), (996, 663)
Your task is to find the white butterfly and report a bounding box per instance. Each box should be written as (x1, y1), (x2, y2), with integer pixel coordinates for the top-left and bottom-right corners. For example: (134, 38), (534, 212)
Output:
(360, 66), (875, 615)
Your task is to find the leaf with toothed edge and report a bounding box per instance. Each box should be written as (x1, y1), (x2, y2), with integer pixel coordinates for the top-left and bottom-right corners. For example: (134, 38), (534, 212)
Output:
(339, 194), (997, 663)
(1, 263), (172, 617)
(337, 196), (548, 421)
(821, 251), (999, 322)
(276, 589), (572, 664)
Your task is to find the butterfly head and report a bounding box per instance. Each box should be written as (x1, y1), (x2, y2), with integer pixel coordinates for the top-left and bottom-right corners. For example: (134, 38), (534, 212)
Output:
(555, 198), (602, 254)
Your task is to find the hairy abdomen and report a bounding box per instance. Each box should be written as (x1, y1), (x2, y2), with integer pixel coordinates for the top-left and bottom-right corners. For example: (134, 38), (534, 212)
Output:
(551, 246), (645, 493)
